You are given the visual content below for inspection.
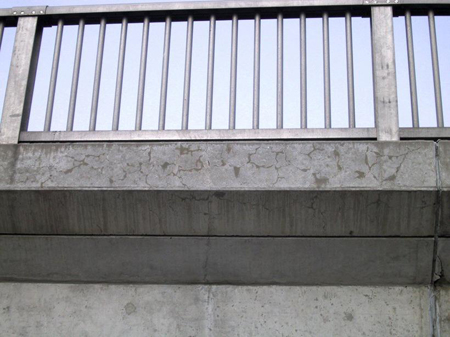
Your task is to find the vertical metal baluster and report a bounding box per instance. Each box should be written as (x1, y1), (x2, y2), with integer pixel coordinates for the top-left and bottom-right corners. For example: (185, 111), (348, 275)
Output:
(182, 15), (194, 130)
(253, 13), (261, 130)
(90, 18), (106, 131)
(277, 13), (283, 129)
(428, 10), (443, 127)
(44, 19), (64, 132)
(300, 12), (307, 129)
(136, 16), (150, 131)
(67, 18), (85, 131)
(405, 10), (419, 128)
(205, 15), (216, 130)
(345, 12), (355, 129)
(229, 14), (238, 130)
(159, 16), (171, 131)
(0, 21), (4, 51)
(112, 17), (128, 131)
(323, 12), (331, 129)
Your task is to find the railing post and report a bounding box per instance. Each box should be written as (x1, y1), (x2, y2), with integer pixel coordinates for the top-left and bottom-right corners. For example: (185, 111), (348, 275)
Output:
(0, 16), (42, 144)
(371, 6), (399, 141)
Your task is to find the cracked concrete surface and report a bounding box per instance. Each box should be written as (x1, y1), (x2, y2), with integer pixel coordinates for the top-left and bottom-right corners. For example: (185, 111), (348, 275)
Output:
(0, 141), (436, 190)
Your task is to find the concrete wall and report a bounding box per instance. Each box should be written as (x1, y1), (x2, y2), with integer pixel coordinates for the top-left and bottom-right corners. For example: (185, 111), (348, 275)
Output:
(0, 283), (433, 337)
(0, 140), (448, 285)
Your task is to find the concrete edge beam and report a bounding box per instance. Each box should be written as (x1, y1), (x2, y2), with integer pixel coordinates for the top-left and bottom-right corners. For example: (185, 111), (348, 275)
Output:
(0, 189), (437, 237)
(0, 141), (437, 191)
(0, 236), (433, 285)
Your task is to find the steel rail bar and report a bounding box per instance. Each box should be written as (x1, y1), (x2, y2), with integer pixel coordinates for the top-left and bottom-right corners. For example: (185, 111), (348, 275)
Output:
(277, 13), (283, 129)
(67, 18), (85, 131)
(20, 127), (377, 142)
(345, 11), (355, 128)
(253, 13), (261, 130)
(112, 17), (128, 131)
(428, 9), (444, 127)
(300, 12), (307, 129)
(135, 16), (149, 131)
(90, 18), (106, 131)
(0, 21), (4, 51)
(323, 12), (331, 129)
(159, 16), (171, 130)
(229, 14), (238, 130)
(205, 15), (216, 130)
(182, 15), (194, 130)
(405, 10), (419, 128)
(44, 19), (64, 132)
(40, 0), (450, 17)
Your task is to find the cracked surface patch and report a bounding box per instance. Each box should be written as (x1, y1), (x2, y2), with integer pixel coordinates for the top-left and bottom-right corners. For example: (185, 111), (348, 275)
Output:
(0, 141), (436, 190)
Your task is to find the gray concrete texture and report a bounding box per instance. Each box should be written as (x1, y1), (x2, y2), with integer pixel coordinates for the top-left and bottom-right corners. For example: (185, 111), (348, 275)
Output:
(439, 141), (450, 236)
(437, 285), (450, 335)
(0, 236), (433, 285)
(438, 238), (450, 284)
(0, 190), (436, 236)
(0, 140), (441, 237)
(0, 141), (437, 190)
(0, 283), (431, 337)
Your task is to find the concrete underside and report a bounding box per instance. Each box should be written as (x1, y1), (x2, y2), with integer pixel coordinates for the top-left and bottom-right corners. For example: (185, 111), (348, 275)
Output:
(1, 283), (447, 337)
(0, 140), (448, 285)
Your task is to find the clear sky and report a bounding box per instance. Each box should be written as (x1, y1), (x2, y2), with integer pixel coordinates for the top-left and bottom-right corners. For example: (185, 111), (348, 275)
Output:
(0, 0), (449, 131)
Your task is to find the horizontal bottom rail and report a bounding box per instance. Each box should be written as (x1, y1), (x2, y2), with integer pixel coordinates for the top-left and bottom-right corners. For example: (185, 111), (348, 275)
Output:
(17, 127), (450, 143)
(399, 127), (450, 139)
(19, 128), (377, 142)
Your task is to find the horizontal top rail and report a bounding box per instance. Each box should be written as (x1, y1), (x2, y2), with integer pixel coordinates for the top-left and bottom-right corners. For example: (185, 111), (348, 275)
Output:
(1, 0), (450, 18)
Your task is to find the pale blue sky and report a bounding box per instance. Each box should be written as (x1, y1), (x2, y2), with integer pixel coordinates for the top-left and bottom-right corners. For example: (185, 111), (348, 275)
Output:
(0, 0), (449, 130)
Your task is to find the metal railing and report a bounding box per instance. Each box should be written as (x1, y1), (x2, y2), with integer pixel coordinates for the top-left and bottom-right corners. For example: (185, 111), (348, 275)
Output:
(0, 0), (449, 144)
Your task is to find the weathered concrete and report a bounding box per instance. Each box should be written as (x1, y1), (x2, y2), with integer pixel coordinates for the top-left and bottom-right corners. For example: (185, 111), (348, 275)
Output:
(438, 141), (450, 236)
(0, 283), (431, 337)
(0, 141), (438, 237)
(0, 141), (436, 190)
(0, 236), (433, 285)
(437, 238), (450, 284)
(0, 190), (436, 236)
(437, 286), (450, 335)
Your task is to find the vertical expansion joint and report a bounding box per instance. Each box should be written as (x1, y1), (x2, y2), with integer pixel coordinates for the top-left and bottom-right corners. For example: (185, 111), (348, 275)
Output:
(405, 10), (419, 128)
(182, 15), (194, 130)
(252, 13), (261, 130)
(90, 17), (107, 131)
(67, 18), (85, 131)
(205, 15), (216, 130)
(229, 14), (238, 130)
(159, 16), (171, 131)
(135, 16), (150, 131)
(112, 17), (128, 131)
(277, 13), (283, 129)
(428, 10), (443, 128)
(44, 18), (64, 132)
(300, 12), (307, 129)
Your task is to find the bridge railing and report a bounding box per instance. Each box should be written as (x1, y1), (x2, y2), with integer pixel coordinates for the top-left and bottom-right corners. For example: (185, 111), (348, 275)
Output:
(0, 0), (449, 144)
